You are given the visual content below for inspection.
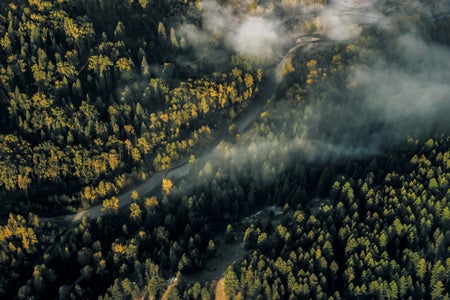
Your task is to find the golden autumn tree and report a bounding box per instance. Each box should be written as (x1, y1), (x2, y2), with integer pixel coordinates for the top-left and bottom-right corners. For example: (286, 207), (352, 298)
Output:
(131, 190), (139, 201)
(129, 202), (142, 220)
(102, 196), (119, 214)
(161, 178), (173, 195)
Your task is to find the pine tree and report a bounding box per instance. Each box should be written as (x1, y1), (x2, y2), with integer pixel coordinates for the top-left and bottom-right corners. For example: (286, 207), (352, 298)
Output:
(224, 266), (240, 298)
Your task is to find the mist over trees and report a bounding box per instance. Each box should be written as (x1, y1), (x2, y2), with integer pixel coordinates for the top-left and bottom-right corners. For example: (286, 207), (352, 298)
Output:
(0, 0), (450, 299)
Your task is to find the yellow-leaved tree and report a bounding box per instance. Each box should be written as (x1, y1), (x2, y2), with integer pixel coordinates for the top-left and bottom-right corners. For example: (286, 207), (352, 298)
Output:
(102, 196), (119, 214)
(162, 178), (173, 195)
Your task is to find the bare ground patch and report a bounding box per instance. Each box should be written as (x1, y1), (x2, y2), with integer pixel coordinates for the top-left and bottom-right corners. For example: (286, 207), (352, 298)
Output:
(183, 237), (248, 283)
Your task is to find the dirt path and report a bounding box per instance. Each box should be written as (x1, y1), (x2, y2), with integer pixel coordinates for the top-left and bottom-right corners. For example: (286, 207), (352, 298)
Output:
(62, 172), (164, 222)
(161, 279), (178, 300)
(48, 160), (193, 223)
(214, 278), (228, 300)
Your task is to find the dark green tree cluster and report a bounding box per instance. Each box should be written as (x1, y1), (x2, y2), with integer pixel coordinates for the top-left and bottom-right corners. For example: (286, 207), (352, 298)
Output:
(224, 137), (450, 299)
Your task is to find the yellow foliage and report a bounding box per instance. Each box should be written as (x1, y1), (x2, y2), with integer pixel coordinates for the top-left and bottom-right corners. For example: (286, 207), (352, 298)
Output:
(56, 61), (78, 78)
(0, 35), (11, 51)
(131, 190), (139, 200)
(115, 57), (133, 72)
(102, 196), (119, 213)
(260, 111), (269, 119)
(332, 54), (342, 66)
(112, 243), (126, 254)
(309, 70), (318, 78)
(315, 248), (322, 259)
(130, 203), (142, 220)
(244, 73), (254, 88)
(346, 44), (356, 53)
(307, 59), (317, 69)
(28, 0), (53, 11)
(160, 113), (169, 123)
(32, 92), (53, 108)
(17, 173), (31, 191)
(108, 151), (120, 170)
(88, 55), (113, 73)
(145, 196), (159, 209)
(283, 61), (295, 75)
(162, 178), (173, 194)
(1, 226), (12, 240)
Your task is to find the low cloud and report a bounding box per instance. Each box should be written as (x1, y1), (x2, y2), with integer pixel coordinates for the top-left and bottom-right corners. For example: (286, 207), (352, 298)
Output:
(175, 1), (450, 187)
(179, 0), (289, 61)
(348, 33), (450, 136)
(228, 16), (285, 57)
(182, 29), (450, 188)
(318, 0), (389, 41)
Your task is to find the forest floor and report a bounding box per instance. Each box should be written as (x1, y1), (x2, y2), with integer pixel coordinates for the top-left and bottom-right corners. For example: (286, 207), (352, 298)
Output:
(183, 234), (248, 283)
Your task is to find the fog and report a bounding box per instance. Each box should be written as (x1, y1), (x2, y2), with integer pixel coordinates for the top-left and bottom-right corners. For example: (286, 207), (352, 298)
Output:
(279, 31), (450, 156)
(179, 0), (290, 62)
(351, 34), (450, 127)
(174, 0), (450, 188)
(318, 0), (388, 41)
(230, 16), (285, 56)
(179, 0), (395, 62)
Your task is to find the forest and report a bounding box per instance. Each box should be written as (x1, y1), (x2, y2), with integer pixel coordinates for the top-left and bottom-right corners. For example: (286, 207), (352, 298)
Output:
(1, 0), (450, 299)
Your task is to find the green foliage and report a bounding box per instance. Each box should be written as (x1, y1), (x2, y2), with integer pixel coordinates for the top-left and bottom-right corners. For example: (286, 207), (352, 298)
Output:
(1, 1), (450, 299)
(225, 224), (235, 243)
(224, 266), (240, 298)
(227, 137), (450, 299)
